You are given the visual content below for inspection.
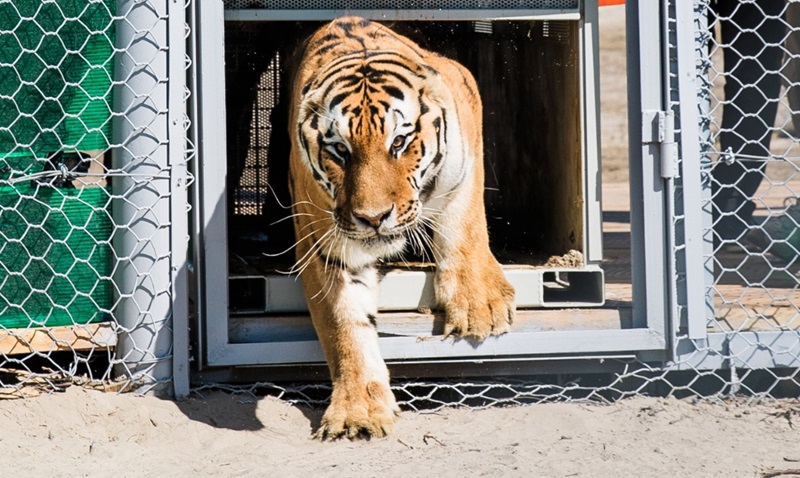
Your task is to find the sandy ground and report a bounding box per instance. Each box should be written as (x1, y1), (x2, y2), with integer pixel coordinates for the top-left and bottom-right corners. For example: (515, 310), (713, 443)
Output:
(4, 6), (800, 478)
(2, 387), (799, 478)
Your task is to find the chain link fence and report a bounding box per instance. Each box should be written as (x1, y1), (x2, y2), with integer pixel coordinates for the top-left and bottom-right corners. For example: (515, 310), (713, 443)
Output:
(704, 0), (800, 331)
(200, 1), (800, 409)
(190, 1), (799, 410)
(0, 0), (797, 413)
(591, 0), (800, 405)
(0, 0), (190, 398)
(690, 0), (799, 381)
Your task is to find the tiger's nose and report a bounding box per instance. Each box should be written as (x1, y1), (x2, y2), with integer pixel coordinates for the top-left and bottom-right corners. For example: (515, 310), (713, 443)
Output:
(352, 205), (394, 229)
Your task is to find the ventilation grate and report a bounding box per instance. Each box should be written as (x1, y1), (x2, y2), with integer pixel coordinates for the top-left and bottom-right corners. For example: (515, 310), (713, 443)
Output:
(224, 0), (578, 10)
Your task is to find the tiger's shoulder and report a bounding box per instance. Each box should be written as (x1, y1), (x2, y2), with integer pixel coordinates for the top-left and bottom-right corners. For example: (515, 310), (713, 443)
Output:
(296, 17), (435, 78)
(307, 17), (427, 56)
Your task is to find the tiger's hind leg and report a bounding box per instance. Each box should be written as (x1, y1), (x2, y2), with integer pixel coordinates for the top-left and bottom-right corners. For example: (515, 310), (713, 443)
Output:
(299, 255), (400, 439)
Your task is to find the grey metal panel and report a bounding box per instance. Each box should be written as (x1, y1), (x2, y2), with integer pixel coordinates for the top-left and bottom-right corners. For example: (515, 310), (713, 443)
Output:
(377, 268), (606, 308)
(229, 268), (605, 314)
(229, 306), (634, 343)
(223, 0), (579, 8)
(187, 0), (204, 376)
(377, 271), (436, 310)
(660, 1), (680, 347)
(668, 335), (729, 371)
(626, 1), (670, 336)
(195, 0), (233, 368)
(670, 332), (800, 371)
(224, 9), (580, 21)
(673, 0), (709, 341)
(729, 332), (800, 369)
(207, 328), (667, 367)
(194, 355), (640, 383)
(695, 3), (715, 330)
(581, 0), (603, 265)
(169, 0), (190, 399)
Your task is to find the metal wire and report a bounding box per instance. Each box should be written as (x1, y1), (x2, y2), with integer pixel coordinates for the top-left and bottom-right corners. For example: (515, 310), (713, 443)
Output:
(1, 0), (798, 415)
(0, 0), (186, 397)
(212, 0), (798, 410)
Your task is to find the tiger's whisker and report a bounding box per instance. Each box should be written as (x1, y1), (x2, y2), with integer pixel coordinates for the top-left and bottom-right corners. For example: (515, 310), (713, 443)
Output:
(263, 229), (322, 258)
(280, 228), (335, 275)
(270, 212), (315, 226)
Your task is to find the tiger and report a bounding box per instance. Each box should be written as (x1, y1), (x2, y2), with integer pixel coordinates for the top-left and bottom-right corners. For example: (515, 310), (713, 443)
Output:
(288, 17), (516, 439)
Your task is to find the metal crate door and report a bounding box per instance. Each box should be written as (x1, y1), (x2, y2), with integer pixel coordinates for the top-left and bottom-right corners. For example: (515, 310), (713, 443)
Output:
(191, 1), (676, 374)
(668, 0), (800, 375)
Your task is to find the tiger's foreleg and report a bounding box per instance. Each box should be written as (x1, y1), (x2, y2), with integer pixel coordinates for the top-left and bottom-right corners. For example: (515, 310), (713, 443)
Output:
(432, 181), (516, 339)
(298, 249), (399, 439)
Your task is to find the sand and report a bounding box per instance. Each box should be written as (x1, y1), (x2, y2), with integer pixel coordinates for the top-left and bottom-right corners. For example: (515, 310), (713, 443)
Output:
(3, 6), (800, 478)
(2, 386), (799, 477)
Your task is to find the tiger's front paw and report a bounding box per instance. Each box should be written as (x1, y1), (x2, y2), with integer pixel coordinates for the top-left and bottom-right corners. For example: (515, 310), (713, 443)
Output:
(315, 380), (400, 440)
(437, 257), (516, 340)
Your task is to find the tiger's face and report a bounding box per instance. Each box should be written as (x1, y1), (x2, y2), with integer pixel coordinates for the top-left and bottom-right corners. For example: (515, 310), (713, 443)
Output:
(297, 59), (447, 261)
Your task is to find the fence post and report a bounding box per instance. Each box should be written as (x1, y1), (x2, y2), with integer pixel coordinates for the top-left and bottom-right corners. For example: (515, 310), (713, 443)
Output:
(112, 0), (173, 394)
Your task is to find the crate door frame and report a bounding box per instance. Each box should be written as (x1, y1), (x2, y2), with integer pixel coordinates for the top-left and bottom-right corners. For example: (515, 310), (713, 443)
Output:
(191, 1), (672, 370)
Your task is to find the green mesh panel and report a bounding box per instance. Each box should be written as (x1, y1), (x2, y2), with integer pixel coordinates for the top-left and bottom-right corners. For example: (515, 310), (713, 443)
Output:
(0, 0), (115, 157)
(0, 185), (112, 328)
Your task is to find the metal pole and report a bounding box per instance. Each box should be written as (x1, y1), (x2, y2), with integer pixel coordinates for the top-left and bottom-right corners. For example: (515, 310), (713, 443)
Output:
(169, 0), (191, 399)
(673, 0), (712, 341)
(112, 0), (173, 395)
(626, 0), (670, 337)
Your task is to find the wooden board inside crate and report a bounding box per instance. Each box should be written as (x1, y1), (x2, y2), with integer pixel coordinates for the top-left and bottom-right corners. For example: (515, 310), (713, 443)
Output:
(469, 20), (583, 256)
(0, 323), (116, 356)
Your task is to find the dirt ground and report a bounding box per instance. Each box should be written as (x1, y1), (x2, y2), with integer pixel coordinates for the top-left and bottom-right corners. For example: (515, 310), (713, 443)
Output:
(1, 386), (799, 478)
(3, 6), (800, 478)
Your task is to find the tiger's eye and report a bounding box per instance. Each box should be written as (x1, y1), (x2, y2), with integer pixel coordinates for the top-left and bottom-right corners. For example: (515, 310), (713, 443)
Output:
(391, 135), (405, 149)
(334, 143), (348, 155)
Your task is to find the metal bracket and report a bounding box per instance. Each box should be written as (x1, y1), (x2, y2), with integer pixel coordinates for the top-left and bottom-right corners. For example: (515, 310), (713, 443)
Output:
(642, 109), (678, 179)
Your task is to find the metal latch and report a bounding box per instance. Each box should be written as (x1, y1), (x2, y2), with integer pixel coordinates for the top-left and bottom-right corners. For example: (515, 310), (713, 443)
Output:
(642, 109), (678, 179)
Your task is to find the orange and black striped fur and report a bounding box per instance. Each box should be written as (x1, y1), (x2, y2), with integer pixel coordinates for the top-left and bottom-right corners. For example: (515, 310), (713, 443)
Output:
(288, 17), (515, 439)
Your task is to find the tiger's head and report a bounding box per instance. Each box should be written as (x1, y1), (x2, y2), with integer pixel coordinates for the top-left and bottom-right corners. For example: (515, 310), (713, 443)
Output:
(295, 53), (451, 264)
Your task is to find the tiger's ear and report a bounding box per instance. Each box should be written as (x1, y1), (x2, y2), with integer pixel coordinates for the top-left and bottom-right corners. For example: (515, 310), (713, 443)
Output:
(419, 65), (452, 109)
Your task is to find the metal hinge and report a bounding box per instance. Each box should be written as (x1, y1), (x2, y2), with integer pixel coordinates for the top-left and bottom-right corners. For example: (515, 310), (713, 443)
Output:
(642, 109), (678, 179)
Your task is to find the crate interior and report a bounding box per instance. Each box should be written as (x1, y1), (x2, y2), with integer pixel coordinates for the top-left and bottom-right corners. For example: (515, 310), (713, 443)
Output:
(223, 20), (583, 278)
